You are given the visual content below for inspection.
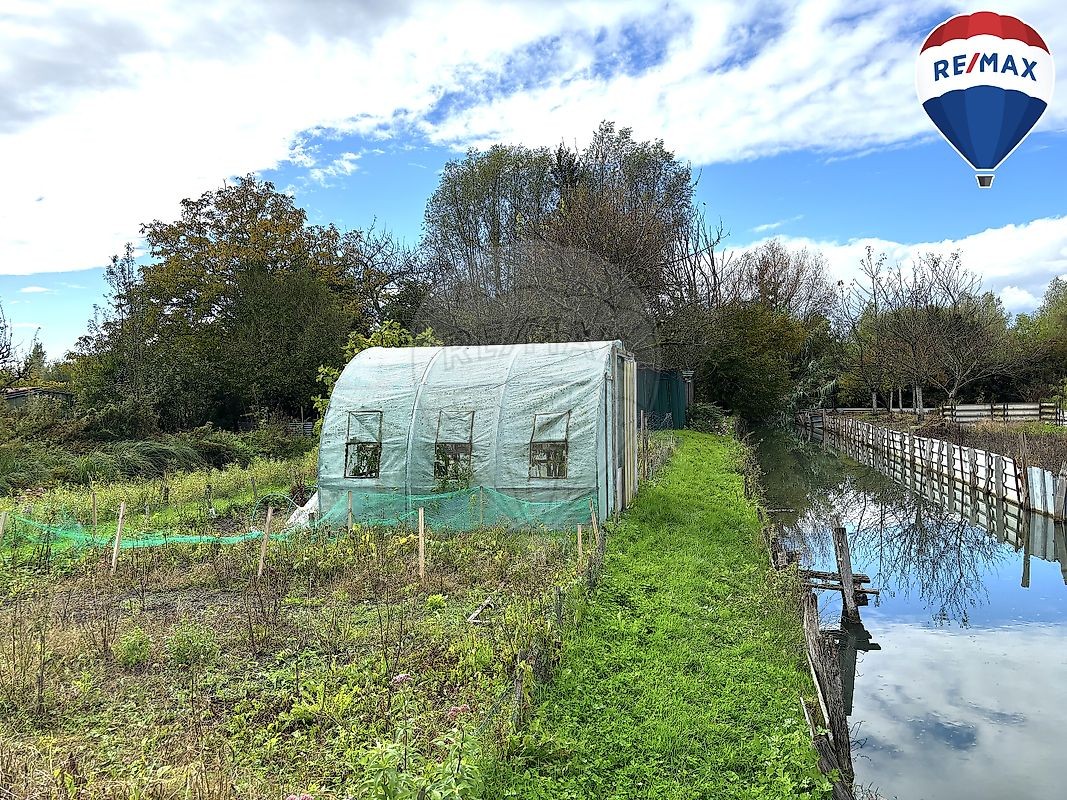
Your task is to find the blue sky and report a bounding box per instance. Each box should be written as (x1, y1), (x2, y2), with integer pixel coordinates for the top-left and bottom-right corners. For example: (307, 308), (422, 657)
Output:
(2, 0), (1066, 360)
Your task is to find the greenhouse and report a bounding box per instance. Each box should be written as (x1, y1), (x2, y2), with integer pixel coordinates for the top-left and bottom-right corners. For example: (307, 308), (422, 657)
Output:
(315, 340), (639, 529)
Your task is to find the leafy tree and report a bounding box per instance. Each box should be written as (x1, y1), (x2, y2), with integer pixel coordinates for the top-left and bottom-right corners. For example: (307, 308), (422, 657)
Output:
(313, 321), (441, 420)
(73, 176), (414, 429)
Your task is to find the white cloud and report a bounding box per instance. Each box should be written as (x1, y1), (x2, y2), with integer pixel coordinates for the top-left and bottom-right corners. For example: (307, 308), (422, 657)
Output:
(998, 285), (1040, 310)
(1, 0), (1065, 276)
(309, 151), (362, 186)
(850, 622), (1067, 799)
(19, 285), (50, 293)
(749, 215), (1067, 312)
(752, 215), (804, 233)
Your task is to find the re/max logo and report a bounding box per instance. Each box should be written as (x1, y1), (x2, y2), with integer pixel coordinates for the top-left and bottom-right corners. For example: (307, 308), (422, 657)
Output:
(934, 53), (1038, 80)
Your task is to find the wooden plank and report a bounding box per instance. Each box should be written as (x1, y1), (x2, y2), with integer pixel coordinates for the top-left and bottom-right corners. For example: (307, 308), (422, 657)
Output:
(802, 593), (854, 783)
(831, 515), (860, 623)
(1055, 463), (1067, 522)
(801, 569), (871, 583)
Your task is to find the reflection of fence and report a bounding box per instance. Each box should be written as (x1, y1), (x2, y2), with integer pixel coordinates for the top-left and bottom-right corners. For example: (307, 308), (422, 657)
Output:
(798, 412), (1067, 522)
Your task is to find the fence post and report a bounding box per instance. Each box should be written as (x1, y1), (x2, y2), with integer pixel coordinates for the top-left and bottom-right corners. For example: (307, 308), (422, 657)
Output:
(257, 506), (274, 579)
(831, 515), (860, 624)
(111, 501), (126, 575)
(418, 507), (426, 583)
(1055, 463), (1067, 521)
(0, 511), (6, 548)
(1017, 433), (1031, 510)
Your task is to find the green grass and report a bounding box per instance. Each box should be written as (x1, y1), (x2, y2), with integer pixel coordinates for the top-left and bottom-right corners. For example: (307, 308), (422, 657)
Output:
(483, 431), (828, 799)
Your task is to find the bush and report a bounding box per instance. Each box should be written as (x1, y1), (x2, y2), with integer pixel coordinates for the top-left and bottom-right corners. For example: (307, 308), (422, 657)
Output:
(687, 402), (729, 434)
(116, 627), (152, 670)
(168, 620), (218, 672)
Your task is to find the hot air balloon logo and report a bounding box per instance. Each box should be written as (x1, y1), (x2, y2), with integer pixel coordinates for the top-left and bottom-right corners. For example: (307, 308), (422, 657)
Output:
(916, 11), (1054, 187)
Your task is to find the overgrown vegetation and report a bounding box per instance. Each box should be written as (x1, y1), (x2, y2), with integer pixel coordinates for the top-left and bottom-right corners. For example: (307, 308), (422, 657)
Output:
(0, 399), (313, 495)
(483, 432), (828, 799)
(0, 490), (585, 798)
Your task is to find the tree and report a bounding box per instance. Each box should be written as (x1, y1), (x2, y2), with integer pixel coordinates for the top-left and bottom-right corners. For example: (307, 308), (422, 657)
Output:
(313, 321), (441, 421)
(419, 122), (701, 362)
(0, 301), (36, 390)
(71, 176), (414, 429)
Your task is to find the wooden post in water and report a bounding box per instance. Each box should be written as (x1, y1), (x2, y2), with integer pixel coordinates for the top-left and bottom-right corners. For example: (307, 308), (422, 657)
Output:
(802, 592), (855, 785)
(111, 501), (126, 575)
(257, 506), (274, 579)
(1021, 513), (1032, 589)
(831, 515), (860, 624)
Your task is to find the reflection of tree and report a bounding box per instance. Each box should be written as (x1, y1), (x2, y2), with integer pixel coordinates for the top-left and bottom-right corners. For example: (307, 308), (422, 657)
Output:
(758, 429), (1010, 624)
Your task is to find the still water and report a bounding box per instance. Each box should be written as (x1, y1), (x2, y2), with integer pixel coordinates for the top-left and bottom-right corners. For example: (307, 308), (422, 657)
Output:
(754, 427), (1067, 800)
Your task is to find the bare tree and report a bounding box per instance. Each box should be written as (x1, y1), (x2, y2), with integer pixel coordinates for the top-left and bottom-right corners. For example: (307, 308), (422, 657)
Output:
(0, 300), (35, 391)
(835, 247), (893, 410)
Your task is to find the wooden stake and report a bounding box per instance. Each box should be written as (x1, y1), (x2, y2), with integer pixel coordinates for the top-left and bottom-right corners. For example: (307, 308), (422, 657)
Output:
(347, 490), (353, 534)
(0, 511), (7, 547)
(418, 507), (426, 582)
(831, 515), (859, 624)
(111, 501), (126, 575)
(91, 491), (98, 535)
(577, 524), (583, 561)
(250, 476), (258, 500)
(588, 498), (602, 551)
(257, 506), (274, 579)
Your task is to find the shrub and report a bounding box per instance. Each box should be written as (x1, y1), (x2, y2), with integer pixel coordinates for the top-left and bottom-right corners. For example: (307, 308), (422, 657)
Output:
(168, 620), (218, 671)
(116, 626), (152, 670)
(687, 402), (729, 434)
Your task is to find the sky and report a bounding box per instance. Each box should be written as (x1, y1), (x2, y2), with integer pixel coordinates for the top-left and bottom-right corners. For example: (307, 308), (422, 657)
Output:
(2, 0), (1066, 360)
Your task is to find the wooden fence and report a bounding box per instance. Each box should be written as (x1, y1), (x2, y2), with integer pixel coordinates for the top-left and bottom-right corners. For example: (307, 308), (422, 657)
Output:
(827, 402), (1066, 425)
(798, 412), (1067, 522)
(284, 419), (316, 438)
(941, 402), (1065, 425)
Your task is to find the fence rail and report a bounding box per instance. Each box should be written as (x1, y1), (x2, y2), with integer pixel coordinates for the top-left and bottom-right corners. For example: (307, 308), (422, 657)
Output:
(798, 411), (1067, 522)
(827, 402), (1066, 426)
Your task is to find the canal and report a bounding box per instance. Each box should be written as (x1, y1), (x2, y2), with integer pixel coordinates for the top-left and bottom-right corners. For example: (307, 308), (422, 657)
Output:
(754, 426), (1067, 800)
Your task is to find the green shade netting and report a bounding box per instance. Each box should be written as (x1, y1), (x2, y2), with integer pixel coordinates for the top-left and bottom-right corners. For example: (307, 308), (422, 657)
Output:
(1, 486), (593, 551)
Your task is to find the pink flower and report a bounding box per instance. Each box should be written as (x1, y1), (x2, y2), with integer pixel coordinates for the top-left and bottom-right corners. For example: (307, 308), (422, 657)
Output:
(447, 704), (471, 720)
(391, 673), (412, 686)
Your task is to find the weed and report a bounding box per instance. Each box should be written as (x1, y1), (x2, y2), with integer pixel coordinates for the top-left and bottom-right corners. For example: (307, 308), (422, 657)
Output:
(169, 619), (218, 672)
(116, 626), (152, 670)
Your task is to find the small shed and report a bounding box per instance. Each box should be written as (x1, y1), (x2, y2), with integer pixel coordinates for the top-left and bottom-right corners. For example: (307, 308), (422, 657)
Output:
(317, 341), (638, 528)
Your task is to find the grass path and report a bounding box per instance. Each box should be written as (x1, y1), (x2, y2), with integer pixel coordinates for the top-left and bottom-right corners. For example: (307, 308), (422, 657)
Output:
(484, 431), (828, 799)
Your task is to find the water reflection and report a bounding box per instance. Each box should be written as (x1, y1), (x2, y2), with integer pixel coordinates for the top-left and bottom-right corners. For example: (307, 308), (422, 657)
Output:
(755, 428), (1067, 800)
(757, 428), (1067, 625)
(850, 623), (1067, 800)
